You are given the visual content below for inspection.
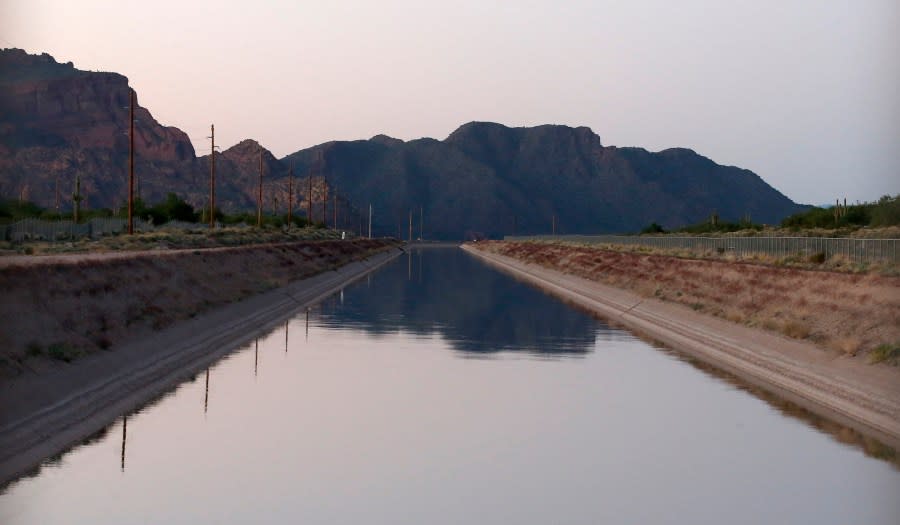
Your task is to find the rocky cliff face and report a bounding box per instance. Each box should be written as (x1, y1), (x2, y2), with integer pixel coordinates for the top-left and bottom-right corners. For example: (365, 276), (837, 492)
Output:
(0, 49), (200, 209)
(1, 48), (806, 237)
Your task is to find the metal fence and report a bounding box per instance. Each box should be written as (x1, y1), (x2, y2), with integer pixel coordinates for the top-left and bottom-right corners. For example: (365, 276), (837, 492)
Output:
(504, 234), (900, 264)
(1, 217), (211, 242)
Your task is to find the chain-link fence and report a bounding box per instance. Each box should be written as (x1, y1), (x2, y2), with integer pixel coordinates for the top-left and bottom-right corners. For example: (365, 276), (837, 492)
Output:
(504, 235), (899, 264)
(1, 218), (211, 242)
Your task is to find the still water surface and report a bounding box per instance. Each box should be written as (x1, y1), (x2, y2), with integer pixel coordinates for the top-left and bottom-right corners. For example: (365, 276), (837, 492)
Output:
(2, 248), (898, 524)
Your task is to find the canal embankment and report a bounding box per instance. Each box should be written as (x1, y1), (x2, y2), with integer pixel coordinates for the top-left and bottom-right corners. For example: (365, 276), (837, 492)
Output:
(463, 243), (900, 450)
(0, 239), (402, 485)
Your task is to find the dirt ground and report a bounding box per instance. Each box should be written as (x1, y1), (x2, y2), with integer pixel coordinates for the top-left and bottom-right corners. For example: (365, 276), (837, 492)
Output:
(474, 241), (900, 364)
(0, 238), (397, 379)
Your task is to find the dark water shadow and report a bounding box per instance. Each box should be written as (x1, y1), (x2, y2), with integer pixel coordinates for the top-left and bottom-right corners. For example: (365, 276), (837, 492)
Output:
(315, 248), (600, 356)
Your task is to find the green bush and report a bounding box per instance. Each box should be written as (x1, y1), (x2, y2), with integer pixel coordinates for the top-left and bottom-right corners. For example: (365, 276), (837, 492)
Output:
(782, 194), (899, 229)
(869, 343), (900, 365)
(641, 222), (666, 234)
(47, 342), (79, 362)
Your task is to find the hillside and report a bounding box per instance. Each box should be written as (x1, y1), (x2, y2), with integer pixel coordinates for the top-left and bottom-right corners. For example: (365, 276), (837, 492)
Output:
(0, 48), (806, 239)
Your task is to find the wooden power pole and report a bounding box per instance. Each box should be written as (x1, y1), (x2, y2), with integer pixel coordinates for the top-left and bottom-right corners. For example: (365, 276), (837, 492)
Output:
(257, 145), (263, 227)
(128, 88), (135, 234)
(288, 161), (293, 227)
(208, 124), (216, 228)
(322, 178), (328, 227)
(307, 171), (313, 225)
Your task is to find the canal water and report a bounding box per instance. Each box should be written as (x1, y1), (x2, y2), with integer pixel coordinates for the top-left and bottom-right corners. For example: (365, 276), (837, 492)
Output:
(2, 248), (898, 524)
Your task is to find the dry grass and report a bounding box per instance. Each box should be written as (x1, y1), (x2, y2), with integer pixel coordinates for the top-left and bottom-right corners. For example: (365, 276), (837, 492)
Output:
(578, 241), (898, 276)
(1, 225), (348, 257)
(474, 241), (900, 364)
(0, 238), (398, 378)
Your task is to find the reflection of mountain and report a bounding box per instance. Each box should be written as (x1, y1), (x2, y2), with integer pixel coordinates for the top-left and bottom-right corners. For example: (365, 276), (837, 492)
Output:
(315, 247), (601, 355)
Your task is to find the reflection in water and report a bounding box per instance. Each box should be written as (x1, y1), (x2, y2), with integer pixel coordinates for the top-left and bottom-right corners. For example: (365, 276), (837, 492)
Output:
(120, 416), (126, 472)
(2, 247), (898, 525)
(203, 368), (209, 415)
(662, 348), (899, 467)
(317, 248), (600, 356)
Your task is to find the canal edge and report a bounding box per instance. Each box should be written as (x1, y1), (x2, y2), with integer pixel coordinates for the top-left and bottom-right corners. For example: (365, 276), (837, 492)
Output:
(461, 244), (900, 451)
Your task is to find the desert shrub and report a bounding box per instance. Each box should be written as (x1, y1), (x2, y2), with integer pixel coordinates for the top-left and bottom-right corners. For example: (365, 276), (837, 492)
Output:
(781, 321), (811, 339)
(641, 222), (666, 234)
(25, 341), (43, 356)
(782, 194), (900, 229)
(808, 251), (826, 264)
(47, 342), (79, 362)
(869, 343), (900, 365)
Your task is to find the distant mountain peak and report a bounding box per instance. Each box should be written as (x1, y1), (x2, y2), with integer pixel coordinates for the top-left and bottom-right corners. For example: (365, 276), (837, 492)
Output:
(370, 134), (404, 146)
(445, 121), (602, 148)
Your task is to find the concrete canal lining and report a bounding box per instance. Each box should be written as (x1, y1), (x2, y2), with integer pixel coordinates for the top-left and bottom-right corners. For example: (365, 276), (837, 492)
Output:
(0, 247), (402, 486)
(462, 244), (900, 451)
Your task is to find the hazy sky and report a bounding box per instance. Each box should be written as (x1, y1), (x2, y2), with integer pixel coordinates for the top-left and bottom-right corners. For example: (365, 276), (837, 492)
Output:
(3, 0), (898, 204)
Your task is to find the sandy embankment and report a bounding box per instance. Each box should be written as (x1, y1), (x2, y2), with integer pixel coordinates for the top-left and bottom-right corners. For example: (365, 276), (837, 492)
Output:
(0, 241), (402, 486)
(462, 244), (900, 449)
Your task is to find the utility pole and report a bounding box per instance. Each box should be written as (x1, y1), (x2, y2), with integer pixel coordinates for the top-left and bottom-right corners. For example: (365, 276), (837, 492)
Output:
(55, 174), (60, 215)
(72, 173), (82, 223)
(322, 178), (328, 227)
(408, 209), (413, 242)
(333, 188), (337, 230)
(128, 88), (135, 234)
(419, 206), (423, 240)
(368, 204), (372, 239)
(208, 124), (215, 228)
(552, 214), (556, 235)
(307, 171), (313, 225)
(257, 145), (263, 227)
(288, 160), (293, 227)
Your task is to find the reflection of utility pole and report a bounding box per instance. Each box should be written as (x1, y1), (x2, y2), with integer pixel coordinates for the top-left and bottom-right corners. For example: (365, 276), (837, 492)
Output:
(120, 415), (127, 472)
(254, 339), (258, 377)
(128, 88), (135, 234)
(285, 320), (289, 353)
(204, 368), (210, 414)
(208, 124), (216, 228)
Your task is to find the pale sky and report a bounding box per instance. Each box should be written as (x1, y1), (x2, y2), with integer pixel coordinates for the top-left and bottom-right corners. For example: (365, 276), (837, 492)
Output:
(3, 0), (898, 205)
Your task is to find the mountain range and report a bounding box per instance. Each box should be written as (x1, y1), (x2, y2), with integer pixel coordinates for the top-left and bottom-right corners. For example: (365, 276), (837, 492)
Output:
(0, 48), (805, 239)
